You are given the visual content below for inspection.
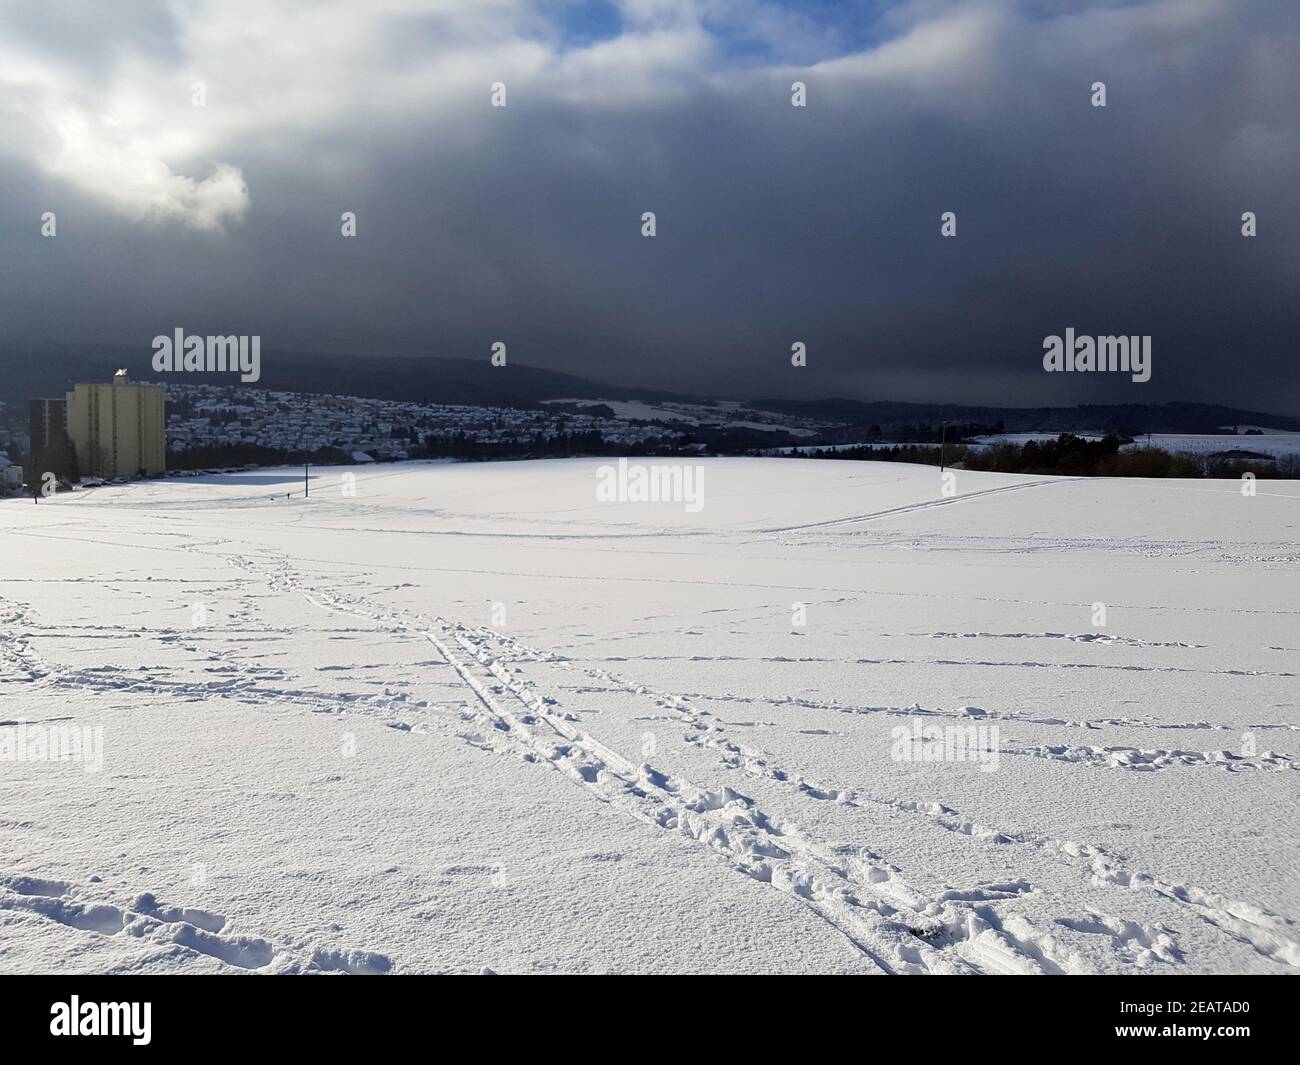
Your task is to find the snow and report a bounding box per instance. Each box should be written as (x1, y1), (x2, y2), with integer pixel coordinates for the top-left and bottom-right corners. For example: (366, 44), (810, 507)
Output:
(973, 431), (1300, 459)
(1, 458), (1296, 974)
(1128, 434), (1300, 459)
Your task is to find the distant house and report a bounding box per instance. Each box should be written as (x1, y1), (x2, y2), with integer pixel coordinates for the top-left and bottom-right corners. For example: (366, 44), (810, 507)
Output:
(0, 454), (22, 496)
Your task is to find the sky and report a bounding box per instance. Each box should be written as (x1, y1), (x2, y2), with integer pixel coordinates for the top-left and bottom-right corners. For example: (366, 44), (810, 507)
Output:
(0, 0), (1297, 410)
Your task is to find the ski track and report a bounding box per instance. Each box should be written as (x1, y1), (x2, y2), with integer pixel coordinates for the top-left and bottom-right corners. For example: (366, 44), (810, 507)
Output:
(759, 478), (1065, 533)
(210, 554), (1299, 973)
(626, 687), (1300, 738)
(584, 652), (1297, 679)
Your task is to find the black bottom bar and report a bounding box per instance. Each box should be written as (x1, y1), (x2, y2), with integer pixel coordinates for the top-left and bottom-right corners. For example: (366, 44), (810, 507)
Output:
(2, 973), (1289, 1052)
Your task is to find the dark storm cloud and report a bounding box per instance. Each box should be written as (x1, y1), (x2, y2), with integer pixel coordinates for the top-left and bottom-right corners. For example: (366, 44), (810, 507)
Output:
(0, 0), (1297, 409)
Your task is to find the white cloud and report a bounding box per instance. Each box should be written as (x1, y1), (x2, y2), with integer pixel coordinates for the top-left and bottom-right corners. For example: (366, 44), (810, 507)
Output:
(37, 105), (248, 230)
(0, 0), (537, 230)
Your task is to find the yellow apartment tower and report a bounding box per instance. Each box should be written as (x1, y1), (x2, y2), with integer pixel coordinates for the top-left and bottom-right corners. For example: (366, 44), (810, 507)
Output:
(66, 370), (166, 478)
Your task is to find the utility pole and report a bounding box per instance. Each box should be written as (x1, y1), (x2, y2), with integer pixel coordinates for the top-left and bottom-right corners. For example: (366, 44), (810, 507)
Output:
(940, 420), (948, 472)
(300, 393), (310, 499)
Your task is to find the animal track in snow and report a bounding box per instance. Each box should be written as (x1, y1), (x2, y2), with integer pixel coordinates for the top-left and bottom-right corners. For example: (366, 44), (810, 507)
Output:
(1004, 743), (1295, 773)
(307, 947), (393, 975)
(908, 631), (1204, 648)
(0, 875), (391, 974)
(1057, 911), (1183, 967)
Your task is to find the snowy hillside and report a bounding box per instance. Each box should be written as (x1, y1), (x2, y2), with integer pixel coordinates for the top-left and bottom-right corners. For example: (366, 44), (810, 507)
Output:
(972, 432), (1300, 460)
(1, 458), (1296, 974)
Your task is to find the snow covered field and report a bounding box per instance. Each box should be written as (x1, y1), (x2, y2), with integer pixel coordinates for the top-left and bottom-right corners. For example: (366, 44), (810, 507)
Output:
(972, 432), (1300, 460)
(1, 458), (1296, 975)
(1131, 434), (1300, 459)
